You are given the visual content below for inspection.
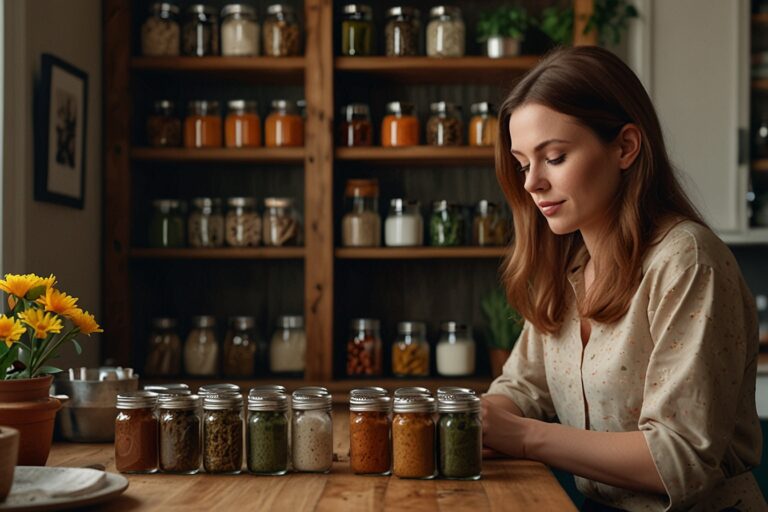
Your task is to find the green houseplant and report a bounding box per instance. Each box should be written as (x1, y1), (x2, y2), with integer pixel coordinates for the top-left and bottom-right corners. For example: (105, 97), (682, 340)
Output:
(481, 287), (524, 377)
(537, 0), (638, 47)
(476, 5), (530, 58)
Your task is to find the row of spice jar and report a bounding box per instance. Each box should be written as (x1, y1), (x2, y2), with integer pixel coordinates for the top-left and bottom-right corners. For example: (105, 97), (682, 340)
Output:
(339, 101), (498, 147)
(148, 196), (302, 248)
(145, 315), (306, 378)
(147, 99), (304, 148)
(141, 3), (301, 57)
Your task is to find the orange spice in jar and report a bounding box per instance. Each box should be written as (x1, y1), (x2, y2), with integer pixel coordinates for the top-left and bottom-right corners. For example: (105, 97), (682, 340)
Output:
(392, 393), (436, 479)
(468, 102), (498, 147)
(349, 390), (392, 475)
(225, 100), (261, 148)
(184, 100), (222, 148)
(381, 101), (419, 147)
(265, 99), (304, 147)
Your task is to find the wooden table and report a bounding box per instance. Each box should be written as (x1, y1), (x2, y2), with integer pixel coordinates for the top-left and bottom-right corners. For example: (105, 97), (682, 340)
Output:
(47, 409), (576, 511)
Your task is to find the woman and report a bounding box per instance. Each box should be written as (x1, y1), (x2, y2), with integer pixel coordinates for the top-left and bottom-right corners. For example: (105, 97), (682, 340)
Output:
(482, 46), (764, 511)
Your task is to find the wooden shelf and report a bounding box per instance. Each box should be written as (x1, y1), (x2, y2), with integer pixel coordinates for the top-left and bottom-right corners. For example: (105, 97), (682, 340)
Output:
(130, 248), (305, 260)
(752, 159), (768, 172)
(131, 147), (305, 164)
(753, 79), (768, 91)
(131, 56), (305, 84)
(335, 247), (507, 259)
(753, 13), (768, 24)
(335, 146), (494, 166)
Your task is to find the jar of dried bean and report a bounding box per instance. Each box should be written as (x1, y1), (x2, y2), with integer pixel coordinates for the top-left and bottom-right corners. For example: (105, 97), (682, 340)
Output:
(203, 393), (243, 474)
(189, 197), (224, 248)
(184, 100), (222, 148)
(427, 101), (463, 146)
(247, 389), (289, 475)
(225, 100), (261, 148)
(141, 2), (180, 56)
(338, 103), (373, 147)
(341, 4), (374, 56)
(426, 6), (465, 57)
(159, 394), (202, 474)
(263, 197), (300, 246)
(115, 391), (159, 474)
(392, 321), (429, 377)
(438, 392), (481, 480)
(225, 197), (261, 247)
(392, 394), (436, 479)
(291, 388), (333, 473)
(147, 100), (181, 147)
(342, 179), (381, 247)
(221, 3), (260, 56)
(263, 4), (301, 56)
(472, 200), (506, 246)
(381, 101), (419, 147)
(469, 102), (498, 147)
(346, 318), (382, 377)
(223, 316), (259, 377)
(385, 6), (420, 57)
(349, 390), (392, 475)
(182, 4), (219, 56)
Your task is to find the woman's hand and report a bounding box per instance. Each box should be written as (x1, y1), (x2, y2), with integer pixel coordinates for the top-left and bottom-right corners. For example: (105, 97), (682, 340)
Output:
(480, 396), (535, 459)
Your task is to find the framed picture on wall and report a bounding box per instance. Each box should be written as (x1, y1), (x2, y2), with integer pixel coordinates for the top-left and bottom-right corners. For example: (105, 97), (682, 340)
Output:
(34, 53), (88, 209)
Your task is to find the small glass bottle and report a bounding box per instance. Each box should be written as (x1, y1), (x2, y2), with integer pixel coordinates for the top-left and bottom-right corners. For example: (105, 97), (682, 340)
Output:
(385, 199), (423, 247)
(263, 4), (301, 57)
(263, 197), (301, 246)
(349, 390), (392, 475)
(469, 102), (498, 147)
(381, 101), (419, 147)
(429, 200), (464, 246)
(141, 2), (180, 56)
(346, 318), (382, 377)
(427, 101), (463, 146)
(115, 391), (159, 474)
(223, 316), (259, 377)
(182, 4), (219, 56)
(269, 315), (306, 375)
(145, 317), (182, 377)
(221, 3), (260, 56)
(291, 388), (333, 473)
(265, 100), (304, 147)
(436, 322), (475, 377)
(247, 389), (289, 475)
(341, 4), (374, 56)
(426, 6), (465, 57)
(438, 392), (481, 480)
(188, 197), (224, 248)
(472, 200), (506, 246)
(225, 100), (261, 148)
(203, 393), (244, 474)
(392, 394), (436, 479)
(159, 394), (202, 474)
(392, 321), (429, 377)
(147, 100), (181, 147)
(338, 104), (373, 147)
(184, 100), (222, 148)
(385, 6), (420, 57)
(225, 197), (261, 247)
(149, 199), (186, 248)
(184, 315), (219, 377)
(342, 179), (381, 247)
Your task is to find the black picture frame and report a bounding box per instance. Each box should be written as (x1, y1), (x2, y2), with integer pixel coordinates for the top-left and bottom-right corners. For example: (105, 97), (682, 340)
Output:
(34, 53), (88, 209)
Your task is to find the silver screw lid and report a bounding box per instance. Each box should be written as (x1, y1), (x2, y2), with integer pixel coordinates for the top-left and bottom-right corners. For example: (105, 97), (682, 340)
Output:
(475, 199), (499, 216)
(230, 316), (255, 330)
(267, 4), (293, 15)
(198, 383), (242, 397)
(117, 391), (158, 409)
(436, 386), (476, 399)
(340, 103), (370, 120)
(264, 197), (293, 209)
(343, 4), (373, 19)
(429, 6), (462, 19)
(397, 321), (426, 336)
(143, 384), (192, 397)
(191, 315), (216, 329)
(277, 315), (304, 329)
(386, 6), (420, 18)
(226, 197), (257, 209)
(350, 318), (380, 331)
(386, 101), (415, 115)
(152, 199), (183, 212)
(437, 392), (480, 413)
(394, 386), (431, 397)
(203, 392), (244, 410)
(470, 102), (494, 115)
(393, 393), (436, 413)
(227, 99), (258, 113)
(350, 387), (388, 397)
(159, 394), (201, 410)
(429, 101), (460, 114)
(188, 4), (218, 16)
(292, 387), (332, 410)
(150, 2), (180, 16)
(221, 3), (257, 19)
(349, 392), (392, 412)
(440, 321), (469, 334)
(249, 385), (288, 395)
(248, 390), (289, 411)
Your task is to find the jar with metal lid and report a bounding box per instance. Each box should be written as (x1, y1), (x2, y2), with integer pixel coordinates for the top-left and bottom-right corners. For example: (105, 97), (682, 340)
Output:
(341, 4), (374, 56)
(263, 197), (301, 246)
(145, 317), (182, 377)
(394, 386), (431, 397)
(223, 316), (260, 377)
(473, 200), (506, 246)
(351, 387), (388, 397)
(225, 100), (261, 148)
(291, 388), (333, 472)
(438, 393), (481, 480)
(426, 6), (465, 57)
(203, 393), (243, 474)
(199, 383), (242, 397)
(349, 391), (392, 475)
(263, 4), (301, 56)
(381, 101), (419, 147)
(145, 384), (192, 396)
(469, 102), (498, 147)
(159, 394), (202, 474)
(265, 99), (304, 147)
(141, 2), (180, 56)
(385, 199), (423, 247)
(385, 6), (420, 56)
(392, 321), (429, 377)
(188, 197), (224, 248)
(269, 315), (306, 375)
(225, 197), (261, 247)
(436, 322), (475, 376)
(346, 318), (382, 377)
(338, 103), (373, 147)
(342, 179), (381, 247)
(115, 391), (159, 474)
(436, 386), (475, 400)
(392, 394), (436, 479)
(147, 100), (181, 147)
(182, 4), (219, 56)
(184, 100), (222, 148)
(429, 200), (463, 246)
(427, 101), (463, 146)
(149, 199), (186, 248)
(247, 390), (289, 475)
(184, 315), (219, 376)
(221, 3), (260, 56)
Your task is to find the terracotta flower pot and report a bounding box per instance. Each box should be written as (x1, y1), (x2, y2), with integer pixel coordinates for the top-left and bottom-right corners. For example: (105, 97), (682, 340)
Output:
(0, 426), (19, 502)
(489, 348), (511, 378)
(0, 376), (61, 466)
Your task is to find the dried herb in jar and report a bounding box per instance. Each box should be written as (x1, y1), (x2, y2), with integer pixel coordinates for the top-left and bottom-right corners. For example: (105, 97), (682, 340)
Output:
(430, 201), (463, 246)
(203, 396), (243, 474)
(438, 394), (482, 480)
(247, 410), (289, 474)
(159, 397), (201, 474)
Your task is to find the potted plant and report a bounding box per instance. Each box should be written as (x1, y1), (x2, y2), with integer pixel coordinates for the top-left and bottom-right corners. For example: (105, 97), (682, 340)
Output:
(481, 287), (523, 378)
(0, 273), (102, 465)
(537, 0), (638, 47)
(476, 5), (530, 58)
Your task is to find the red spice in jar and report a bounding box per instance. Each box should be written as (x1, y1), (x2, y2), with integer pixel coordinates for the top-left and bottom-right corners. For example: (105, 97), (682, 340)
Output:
(115, 404), (159, 473)
(349, 410), (391, 474)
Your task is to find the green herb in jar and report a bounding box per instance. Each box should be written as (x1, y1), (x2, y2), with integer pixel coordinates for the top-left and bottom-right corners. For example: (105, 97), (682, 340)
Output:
(247, 410), (289, 474)
(439, 411), (482, 479)
(204, 408), (243, 474)
(429, 202), (463, 246)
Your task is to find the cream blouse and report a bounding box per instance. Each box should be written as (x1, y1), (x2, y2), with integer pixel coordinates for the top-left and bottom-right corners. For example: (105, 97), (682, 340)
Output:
(487, 221), (765, 511)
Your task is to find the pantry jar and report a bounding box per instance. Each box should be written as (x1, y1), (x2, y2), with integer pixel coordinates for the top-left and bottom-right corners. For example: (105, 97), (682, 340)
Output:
(291, 388), (333, 473)
(436, 322), (475, 377)
(427, 101), (463, 146)
(346, 318), (382, 377)
(223, 316), (259, 377)
(145, 317), (182, 377)
(141, 2), (180, 56)
(436, 386), (475, 400)
(385, 199), (423, 247)
(263, 197), (301, 246)
(225, 197), (261, 247)
(265, 100), (304, 147)
(221, 3), (260, 56)
(184, 315), (220, 377)
(392, 394), (436, 479)
(144, 384), (191, 397)
(115, 391), (159, 474)
(342, 179), (381, 247)
(147, 100), (181, 147)
(203, 393), (244, 474)
(188, 197), (224, 248)
(341, 4), (374, 56)
(199, 383), (242, 398)
(438, 392), (482, 480)
(159, 394), (202, 474)
(338, 103), (373, 147)
(269, 315), (306, 375)
(225, 100), (261, 148)
(149, 199), (186, 248)
(426, 6), (465, 57)
(429, 200), (464, 246)
(469, 102), (498, 147)
(263, 4), (301, 56)
(381, 101), (419, 147)
(247, 390), (289, 475)
(392, 321), (429, 377)
(182, 4), (219, 56)
(385, 6), (420, 57)
(349, 391), (392, 475)
(394, 386), (431, 397)
(184, 100), (222, 148)
(472, 200), (506, 246)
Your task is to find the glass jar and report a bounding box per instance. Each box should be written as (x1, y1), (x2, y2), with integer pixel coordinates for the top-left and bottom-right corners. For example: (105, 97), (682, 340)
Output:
(247, 390), (289, 475)
(349, 391), (392, 475)
(263, 4), (301, 56)
(381, 101), (419, 147)
(144, 383), (191, 396)
(392, 394), (436, 479)
(188, 197), (224, 248)
(115, 391), (159, 474)
(426, 6), (465, 57)
(338, 103), (373, 147)
(438, 393), (481, 480)
(269, 315), (306, 375)
(385, 199), (423, 247)
(436, 322), (475, 376)
(265, 100), (304, 147)
(436, 386), (475, 400)
(225, 100), (261, 148)
(199, 383), (242, 398)
(225, 197), (261, 247)
(346, 318), (382, 377)
(472, 200), (506, 246)
(385, 6), (420, 57)
(221, 3), (260, 56)
(145, 317), (182, 377)
(141, 2), (180, 56)
(184, 100), (222, 148)
(223, 316), (259, 377)
(342, 179), (381, 247)
(394, 386), (431, 397)
(147, 100), (181, 147)
(149, 199), (186, 248)
(427, 101), (463, 146)
(203, 393), (244, 474)
(341, 4), (374, 56)
(159, 394), (202, 474)
(184, 315), (219, 377)
(263, 197), (300, 246)
(392, 321), (429, 377)
(182, 4), (219, 56)
(469, 102), (498, 147)
(429, 200), (464, 246)
(291, 388), (333, 473)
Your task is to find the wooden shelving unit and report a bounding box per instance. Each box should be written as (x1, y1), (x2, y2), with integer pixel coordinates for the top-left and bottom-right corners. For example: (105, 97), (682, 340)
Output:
(130, 248), (306, 260)
(335, 247), (507, 260)
(131, 147), (306, 164)
(335, 146), (494, 166)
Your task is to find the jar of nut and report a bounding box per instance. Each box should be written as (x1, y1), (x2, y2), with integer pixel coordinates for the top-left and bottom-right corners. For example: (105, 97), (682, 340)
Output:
(392, 321), (429, 377)
(426, 101), (463, 146)
(188, 197), (224, 248)
(347, 318), (382, 377)
(426, 6), (465, 57)
(141, 2), (180, 56)
(225, 197), (261, 247)
(385, 6), (420, 57)
(263, 197), (300, 246)
(263, 4), (301, 57)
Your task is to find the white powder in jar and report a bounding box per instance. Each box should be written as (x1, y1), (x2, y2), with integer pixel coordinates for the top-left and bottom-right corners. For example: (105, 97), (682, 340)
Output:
(270, 330), (306, 373)
(292, 411), (333, 472)
(385, 214), (422, 246)
(436, 339), (475, 376)
(222, 17), (260, 56)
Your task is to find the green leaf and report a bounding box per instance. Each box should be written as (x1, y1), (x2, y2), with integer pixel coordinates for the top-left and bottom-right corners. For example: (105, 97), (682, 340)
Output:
(25, 285), (46, 301)
(36, 365), (63, 375)
(71, 338), (83, 355)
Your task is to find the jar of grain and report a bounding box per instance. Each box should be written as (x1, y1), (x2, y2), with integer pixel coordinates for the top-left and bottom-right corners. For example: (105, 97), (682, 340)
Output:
(263, 197), (301, 246)
(436, 322), (475, 376)
(438, 392), (482, 480)
(221, 3), (260, 56)
(188, 197), (224, 248)
(182, 4), (219, 56)
(392, 393), (436, 479)
(291, 388), (333, 473)
(392, 321), (429, 377)
(468, 102), (498, 147)
(147, 100), (181, 147)
(426, 6), (465, 57)
(427, 101), (463, 146)
(184, 315), (219, 377)
(269, 315), (306, 375)
(247, 389), (289, 475)
(115, 391), (159, 474)
(225, 100), (261, 148)
(341, 4), (374, 56)
(342, 179), (381, 247)
(225, 197), (261, 247)
(184, 100), (222, 148)
(263, 4), (301, 56)
(159, 394), (202, 474)
(141, 3), (180, 56)
(385, 6), (420, 56)
(349, 390), (392, 475)
(346, 318), (382, 377)
(203, 393), (244, 474)
(381, 101), (419, 146)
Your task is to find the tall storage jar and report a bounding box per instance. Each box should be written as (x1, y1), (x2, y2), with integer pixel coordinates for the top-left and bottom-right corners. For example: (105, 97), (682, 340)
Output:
(269, 315), (306, 375)
(436, 322), (475, 376)
(426, 6), (465, 57)
(184, 315), (219, 377)
(159, 394), (202, 474)
(141, 2), (180, 56)
(438, 392), (481, 480)
(342, 179), (381, 247)
(341, 4), (374, 56)
(349, 391), (392, 475)
(385, 6), (420, 56)
(221, 3), (260, 56)
(203, 393), (244, 474)
(188, 197), (224, 248)
(392, 394), (436, 479)
(247, 389), (289, 475)
(182, 4), (219, 56)
(291, 388), (333, 473)
(263, 4), (301, 56)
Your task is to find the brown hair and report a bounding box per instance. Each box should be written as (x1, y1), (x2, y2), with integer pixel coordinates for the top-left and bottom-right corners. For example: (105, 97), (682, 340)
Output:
(496, 46), (704, 334)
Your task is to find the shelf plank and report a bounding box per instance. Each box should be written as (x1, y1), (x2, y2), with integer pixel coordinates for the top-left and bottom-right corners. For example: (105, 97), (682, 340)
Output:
(131, 56), (305, 83)
(335, 146), (494, 166)
(131, 147), (305, 164)
(753, 79), (768, 91)
(335, 247), (507, 259)
(754, 13), (768, 24)
(753, 159), (768, 172)
(130, 248), (306, 259)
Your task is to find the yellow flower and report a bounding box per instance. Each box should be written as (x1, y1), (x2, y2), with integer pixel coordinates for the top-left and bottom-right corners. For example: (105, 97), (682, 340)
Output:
(69, 309), (103, 336)
(17, 309), (63, 339)
(0, 315), (26, 348)
(0, 273), (57, 299)
(37, 274), (57, 292)
(37, 288), (79, 317)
